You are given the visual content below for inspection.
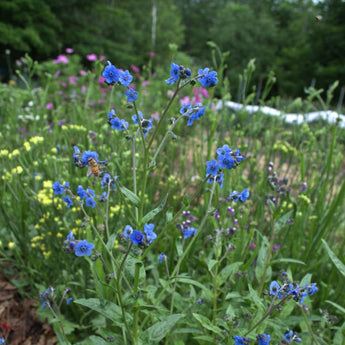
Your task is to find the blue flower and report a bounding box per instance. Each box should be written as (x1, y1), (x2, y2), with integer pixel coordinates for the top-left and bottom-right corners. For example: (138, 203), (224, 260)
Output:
(283, 330), (302, 342)
(66, 231), (75, 241)
(101, 173), (117, 189)
(77, 185), (87, 199)
(53, 181), (69, 195)
(216, 144), (232, 155)
(206, 160), (219, 177)
(132, 111), (143, 124)
(233, 336), (251, 345)
(81, 151), (98, 166)
(108, 109), (116, 119)
(165, 62), (180, 85)
(218, 152), (235, 170)
(198, 68), (218, 87)
(74, 240), (95, 257)
(66, 297), (73, 305)
(109, 117), (128, 131)
(144, 223), (157, 244)
(123, 225), (133, 240)
(130, 230), (144, 245)
(62, 195), (73, 208)
(0, 337), (5, 344)
(269, 281), (282, 299)
(99, 192), (107, 202)
(158, 253), (166, 263)
(187, 104), (206, 126)
(85, 197), (96, 208)
(183, 227), (197, 238)
(257, 334), (271, 345)
(73, 145), (81, 161)
(119, 70), (133, 87)
(86, 188), (95, 198)
(125, 88), (138, 102)
(102, 61), (120, 84)
(239, 189), (250, 202)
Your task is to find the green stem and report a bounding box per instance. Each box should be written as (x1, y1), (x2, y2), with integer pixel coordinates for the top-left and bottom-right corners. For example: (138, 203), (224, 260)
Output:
(301, 308), (320, 345)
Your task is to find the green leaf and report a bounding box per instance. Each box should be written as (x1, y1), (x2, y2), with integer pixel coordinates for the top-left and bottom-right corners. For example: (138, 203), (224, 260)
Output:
(74, 298), (132, 326)
(274, 210), (293, 234)
(247, 283), (265, 312)
(192, 313), (224, 337)
(271, 258), (305, 265)
(172, 277), (213, 298)
(218, 262), (243, 285)
(142, 194), (168, 223)
(106, 232), (117, 251)
(207, 259), (218, 272)
(322, 239), (345, 277)
(141, 314), (184, 343)
(90, 336), (109, 345)
(325, 300), (345, 314)
(118, 183), (140, 206)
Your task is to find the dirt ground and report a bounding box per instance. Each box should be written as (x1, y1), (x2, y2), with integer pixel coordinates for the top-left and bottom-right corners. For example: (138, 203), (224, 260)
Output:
(0, 266), (57, 345)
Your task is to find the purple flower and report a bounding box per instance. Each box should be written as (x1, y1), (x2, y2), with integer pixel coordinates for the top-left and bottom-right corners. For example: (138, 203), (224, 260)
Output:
(74, 240), (95, 256)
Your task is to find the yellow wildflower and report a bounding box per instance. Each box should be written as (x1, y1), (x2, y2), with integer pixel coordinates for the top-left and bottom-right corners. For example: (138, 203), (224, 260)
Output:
(24, 142), (31, 151)
(29, 136), (44, 145)
(8, 242), (15, 249)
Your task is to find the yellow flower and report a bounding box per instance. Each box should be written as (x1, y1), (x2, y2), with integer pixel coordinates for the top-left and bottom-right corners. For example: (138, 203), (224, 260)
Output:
(8, 242), (15, 249)
(8, 80), (16, 86)
(0, 149), (9, 157)
(114, 240), (119, 249)
(57, 232), (63, 238)
(29, 136), (44, 145)
(43, 251), (51, 259)
(35, 175), (42, 181)
(43, 180), (53, 189)
(11, 149), (20, 157)
(51, 147), (58, 154)
(16, 166), (23, 174)
(0, 240), (2, 247)
(24, 142), (31, 151)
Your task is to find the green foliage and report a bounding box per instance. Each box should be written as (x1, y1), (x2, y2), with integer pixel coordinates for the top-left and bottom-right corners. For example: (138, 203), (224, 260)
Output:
(1, 51), (345, 344)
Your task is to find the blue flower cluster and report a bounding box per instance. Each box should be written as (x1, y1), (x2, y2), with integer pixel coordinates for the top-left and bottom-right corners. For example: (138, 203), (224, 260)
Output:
(72, 146), (108, 170)
(165, 63), (218, 87)
(165, 63), (191, 85)
(269, 280), (318, 304)
(40, 286), (73, 311)
(229, 189), (250, 203)
(132, 111), (153, 137)
(0, 338), (4, 344)
(108, 109), (128, 131)
(63, 231), (95, 257)
(233, 331), (301, 344)
(176, 211), (198, 239)
(206, 145), (244, 188)
(123, 223), (157, 247)
(102, 61), (133, 87)
(180, 103), (207, 126)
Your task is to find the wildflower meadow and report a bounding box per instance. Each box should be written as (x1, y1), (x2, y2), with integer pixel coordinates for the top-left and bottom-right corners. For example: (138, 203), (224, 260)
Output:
(1, 47), (345, 345)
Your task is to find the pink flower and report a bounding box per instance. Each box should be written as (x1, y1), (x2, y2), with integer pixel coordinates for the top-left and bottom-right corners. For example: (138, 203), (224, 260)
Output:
(151, 112), (160, 120)
(199, 87), (209, 98)
(248, 242), (256, 250)
(131, 64), (140, 73)
(54, 70), (61, 78)
(86, 54), (97, 61)
(69, 76), (78, 85)
(81, 86), (86, 94)
(65, 48), (74, 54)
(61, 82), (67, 88)
(53, 55), (69, 64)
(99, 55), (105, 60)
(79, 70), (87, 76)
(149, 52), (155, 57)
(272, 245), (280, 252)
(99, 76), (105, 84)
(136, 74), (142, 79)
(46, 102), (53, 110)
(142, 80), (150, 87)
(179, 96), (191, 105)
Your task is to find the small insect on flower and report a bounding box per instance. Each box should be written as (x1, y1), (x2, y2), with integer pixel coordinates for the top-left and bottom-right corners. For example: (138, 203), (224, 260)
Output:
(87, 157), (100, 177)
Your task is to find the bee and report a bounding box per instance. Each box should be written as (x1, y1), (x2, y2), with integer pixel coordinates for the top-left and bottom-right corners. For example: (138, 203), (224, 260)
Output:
(87, 157), (100, 177)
